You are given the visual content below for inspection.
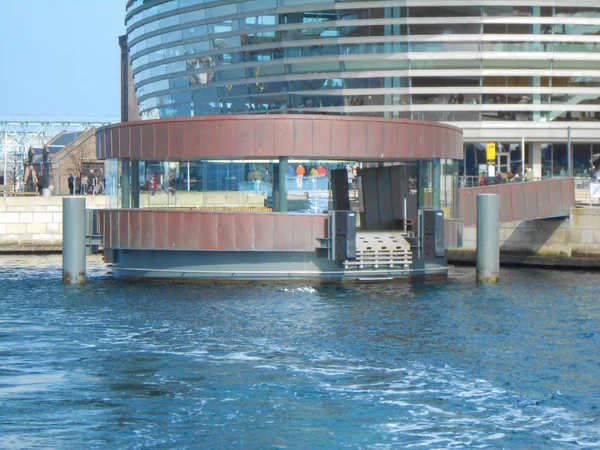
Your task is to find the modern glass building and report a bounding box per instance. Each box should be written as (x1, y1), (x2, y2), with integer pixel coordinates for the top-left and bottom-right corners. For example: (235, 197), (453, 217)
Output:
(125, 0), (600, 177)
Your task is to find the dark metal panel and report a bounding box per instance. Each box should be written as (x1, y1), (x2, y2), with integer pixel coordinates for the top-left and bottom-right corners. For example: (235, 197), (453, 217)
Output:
(118, 210), (129, 249)
(377, 167), (395, 229)
(140, 210), (154, 248)
(130, 125), (142, 159)
(510, 183), (526, 222)
(313, 215), (327, 241)
(254, 214), (274, 251)
(536, 181), (551, 218)
(218, 120), (237, 158)
(141, 124), (154, 158)
(110, 209), (119, 248)
(409, 123), (423, 158)
(292, 215), (313, 250)
(216, 213), (236, 250)
(155, 122), (169, 159)
(199, 213), (218, 250)
(128, 210), (141, 249)
(293, 118), (313, 157)
(255, 117), (275, 157)
(273, 215), (294, 250)
(112, 127), (122, 159)
(102, 210), (111, 249)
(361, 168), (381, 230)
(396, 122), (413, 159)
(330, 120), (350, 158)
(445, 127), (462, 160)
(167, 211), (184, 250)
(97, 115), (464, 162)
(169, 122), (186, 159)
(185, 120), (206, 159)
(152, 210), (169, 250)
(181, 212), (202, 250)
(235, 213), (255, 250)
(421, 124), (436, 159)
(275, 118), (294, 157)
(312, 118), (332, 158)
(119, 126), (130, 159)
(382, 122), (398, 159)
(522, 182), (539, 220)
(366, 120), (384, 160)
(236, 119), (256, 157)
(549, 179), (563, 217)
(96, 131), (104, 159)
(498, 186), (514, 223)
(459, 188), (475, 227)
(459, 178), (574, 227)
(348, 120), (367, 159)
(104, 129), (112, 159)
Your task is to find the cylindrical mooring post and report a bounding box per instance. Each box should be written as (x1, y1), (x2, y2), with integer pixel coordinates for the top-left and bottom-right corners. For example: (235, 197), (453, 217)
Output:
(63, 197), (86, 284)
(476, 193), (500, 284)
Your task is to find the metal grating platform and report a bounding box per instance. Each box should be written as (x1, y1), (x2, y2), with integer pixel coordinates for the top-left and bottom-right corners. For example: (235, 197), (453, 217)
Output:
(344, 231), (412, 270)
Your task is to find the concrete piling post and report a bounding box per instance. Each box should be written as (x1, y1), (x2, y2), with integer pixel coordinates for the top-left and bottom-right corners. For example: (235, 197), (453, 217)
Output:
(476, 194), (500, 284)
(62, 197), (86, 284)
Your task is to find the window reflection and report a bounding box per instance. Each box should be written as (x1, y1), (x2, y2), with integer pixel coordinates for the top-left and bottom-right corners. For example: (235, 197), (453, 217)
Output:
(109, 159), (366, 214)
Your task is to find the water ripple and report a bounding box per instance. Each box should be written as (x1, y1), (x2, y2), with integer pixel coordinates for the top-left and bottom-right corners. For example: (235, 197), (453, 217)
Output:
(0, 255), (598, 449)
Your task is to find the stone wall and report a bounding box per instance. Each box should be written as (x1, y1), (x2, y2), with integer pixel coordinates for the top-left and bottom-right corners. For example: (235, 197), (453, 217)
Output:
(448, 207), (600, 268)
(0, 195), (106, 252)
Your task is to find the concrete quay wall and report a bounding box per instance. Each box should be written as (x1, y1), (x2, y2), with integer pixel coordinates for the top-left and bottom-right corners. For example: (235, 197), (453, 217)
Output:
(449, 207), (600, 268)
(0, 196), (106, 252)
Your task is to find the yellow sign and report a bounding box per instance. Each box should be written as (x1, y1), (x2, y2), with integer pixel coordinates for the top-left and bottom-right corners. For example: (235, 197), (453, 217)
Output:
(486, 142), (496, 162)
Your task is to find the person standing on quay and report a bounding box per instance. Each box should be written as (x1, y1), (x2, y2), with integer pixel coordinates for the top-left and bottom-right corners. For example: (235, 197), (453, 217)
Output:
(295, 163), (305, 188)
(87, 169), (96, 195)
(68, 174), (74, 195)
(24, 165), (38, 193)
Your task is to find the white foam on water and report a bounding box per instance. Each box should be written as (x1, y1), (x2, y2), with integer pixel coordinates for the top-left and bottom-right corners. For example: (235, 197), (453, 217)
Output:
(210, 352), (263, 361)
(254, 364), (279, 370)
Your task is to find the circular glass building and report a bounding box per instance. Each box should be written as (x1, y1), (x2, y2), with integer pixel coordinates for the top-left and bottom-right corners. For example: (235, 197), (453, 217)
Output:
(124, 0), (600, 177)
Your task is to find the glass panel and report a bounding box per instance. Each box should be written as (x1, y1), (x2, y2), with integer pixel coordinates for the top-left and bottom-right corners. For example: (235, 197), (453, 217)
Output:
(552, 77), (600, 88)
(440, 159), (459, 217)
(343, 60), (408, 71)
(573, 144), (592, 177)
(412, 76), (479, 88)
(483, 6), (533, 16)
(410, 23), (480, 35)
(555, 7), (600, 18)
(410, 59), (480, 70)
(410, 6), (480, 17)
(482, 59), (551, 69)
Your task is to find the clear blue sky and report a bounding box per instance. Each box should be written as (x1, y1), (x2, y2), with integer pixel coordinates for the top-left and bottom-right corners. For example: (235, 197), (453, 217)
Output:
(0, 0), (126, 120)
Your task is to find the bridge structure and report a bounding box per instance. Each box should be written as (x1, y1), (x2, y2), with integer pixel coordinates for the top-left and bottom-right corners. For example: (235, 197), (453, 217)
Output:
(459, 177), (576, 228)
(1, 116), (114, 186)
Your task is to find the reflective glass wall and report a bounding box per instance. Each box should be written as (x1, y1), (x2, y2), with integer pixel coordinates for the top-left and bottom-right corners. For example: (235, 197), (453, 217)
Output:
(125, 1), (600, 123)
(107, 157), (460, 218)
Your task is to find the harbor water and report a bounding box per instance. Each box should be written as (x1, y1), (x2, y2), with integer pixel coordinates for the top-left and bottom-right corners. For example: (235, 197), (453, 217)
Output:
(0, 255), (599, 449)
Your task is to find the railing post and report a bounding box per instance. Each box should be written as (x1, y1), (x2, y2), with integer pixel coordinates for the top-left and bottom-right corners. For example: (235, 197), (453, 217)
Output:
(62, 197), (86, 284)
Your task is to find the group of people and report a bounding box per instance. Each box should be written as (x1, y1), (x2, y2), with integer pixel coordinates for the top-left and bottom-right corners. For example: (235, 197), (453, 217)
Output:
(67, 168), (105, 195)
(288, 164), (327, 189)
(479, 165), (534, 186)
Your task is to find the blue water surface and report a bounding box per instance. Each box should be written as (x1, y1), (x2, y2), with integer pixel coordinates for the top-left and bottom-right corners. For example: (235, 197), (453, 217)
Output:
(0, 255), (599, 449)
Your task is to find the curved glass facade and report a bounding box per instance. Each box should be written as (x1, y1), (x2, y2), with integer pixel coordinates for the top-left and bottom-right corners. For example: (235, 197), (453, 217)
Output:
(125, 1), (600, 123)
